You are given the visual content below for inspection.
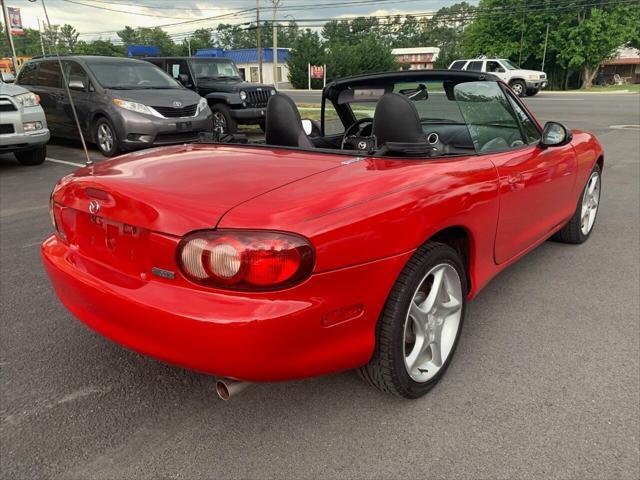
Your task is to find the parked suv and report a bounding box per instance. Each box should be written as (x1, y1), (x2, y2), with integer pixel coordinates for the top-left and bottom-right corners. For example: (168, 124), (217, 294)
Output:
(449, 58), (547, 97)
(143, 57), (276, 133)
(16, 56), (212, 157)
(0, 72), (50, 165)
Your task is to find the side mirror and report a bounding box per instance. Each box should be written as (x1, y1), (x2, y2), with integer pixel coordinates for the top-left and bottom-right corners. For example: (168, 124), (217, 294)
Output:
(1, 72), (15, 83)
(497, 68), (506, 73)
(68, 79), (85, 91)
(178, 73), (190, 85)
(301, 118), (321, 137)
(541, 121), (573, 147)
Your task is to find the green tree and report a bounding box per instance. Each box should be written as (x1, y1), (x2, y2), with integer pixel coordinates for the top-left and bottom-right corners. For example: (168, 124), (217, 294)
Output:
(116, 26), (177, 55)
(75, 39), (124, 56)
(462, 0), (639, 89)
(287, 29), (324, 88)
(325, 34), (398, 81)
(428, 2), (476, 68)
(59, 24), (79, 53)
(0, 26), (45, 57)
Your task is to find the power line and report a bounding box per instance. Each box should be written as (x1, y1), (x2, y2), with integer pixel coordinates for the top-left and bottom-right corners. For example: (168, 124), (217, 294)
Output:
(74, 0), (638, 42)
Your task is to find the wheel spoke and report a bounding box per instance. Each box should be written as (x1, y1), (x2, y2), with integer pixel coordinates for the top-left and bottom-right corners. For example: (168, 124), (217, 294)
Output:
(409, 298), (428, 324)
(405, 330), (426, 372)
(429, 340), (443, 368)
(438, 295), (461, 318)
(423, 267), (445, 312)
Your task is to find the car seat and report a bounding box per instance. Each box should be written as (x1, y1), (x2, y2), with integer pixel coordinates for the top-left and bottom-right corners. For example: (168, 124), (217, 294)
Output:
(265, 94), (313, 148)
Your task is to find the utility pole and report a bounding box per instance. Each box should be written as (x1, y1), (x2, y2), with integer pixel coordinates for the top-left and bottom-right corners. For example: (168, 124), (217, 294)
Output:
(271, 0), (279, 88)
(37, 18), (45, 55)
(256, 0), (262, 82)
(187, 35), (191, 57)
(1, 0), (18, 74)
(541, 23), (550, 72)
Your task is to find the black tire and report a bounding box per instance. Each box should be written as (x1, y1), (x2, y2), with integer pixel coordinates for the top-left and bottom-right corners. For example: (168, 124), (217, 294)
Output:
(509, 79), (527, 97)
(94, 117), (120, 157)
(211, 104), (237, 134)
(553, 164), (602, 244)
(14, 145), (46, 166)
(526, 88), (540, 97)
(358, 242), (468, 399)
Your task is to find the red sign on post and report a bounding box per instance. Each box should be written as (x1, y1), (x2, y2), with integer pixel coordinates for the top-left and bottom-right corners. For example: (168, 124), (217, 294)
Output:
(8, 7), (24, 36)
(310, 65), (324, 79)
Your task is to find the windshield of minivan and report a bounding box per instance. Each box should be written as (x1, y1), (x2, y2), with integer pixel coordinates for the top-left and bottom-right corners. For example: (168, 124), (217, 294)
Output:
(189, 59), (241, 80)
(87, 61), (181, 89)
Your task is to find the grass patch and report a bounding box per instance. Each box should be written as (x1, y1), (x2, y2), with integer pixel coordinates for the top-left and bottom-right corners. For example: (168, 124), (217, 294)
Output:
(585, 84), (640, 93)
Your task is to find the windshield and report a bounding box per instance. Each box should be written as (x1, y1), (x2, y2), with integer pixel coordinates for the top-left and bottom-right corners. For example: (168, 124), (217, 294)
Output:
(500, 59), (520, 70)
(189, 59), (241, 80)
(328, 78), (531, 155)
(87, 62), (181, 89)
(342, 80), (467, 126)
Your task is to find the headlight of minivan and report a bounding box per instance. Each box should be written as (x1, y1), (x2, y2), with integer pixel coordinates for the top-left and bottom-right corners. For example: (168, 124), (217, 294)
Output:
(14, 92), (40, 107)
(113, 98), (153, 115)
(196, 97), (209, 114)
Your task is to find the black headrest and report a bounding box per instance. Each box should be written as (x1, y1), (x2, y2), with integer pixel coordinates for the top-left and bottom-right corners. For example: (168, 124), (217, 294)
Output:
(372, 93), (425, 146)
(265, 94), (313, 148)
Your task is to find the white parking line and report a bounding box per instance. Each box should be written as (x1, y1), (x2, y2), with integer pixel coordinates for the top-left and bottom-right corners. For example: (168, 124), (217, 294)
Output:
(45, 157), (85, 168)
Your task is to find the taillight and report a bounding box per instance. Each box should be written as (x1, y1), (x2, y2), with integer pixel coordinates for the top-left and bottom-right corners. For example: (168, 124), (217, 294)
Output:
(177, 230), (315, 291)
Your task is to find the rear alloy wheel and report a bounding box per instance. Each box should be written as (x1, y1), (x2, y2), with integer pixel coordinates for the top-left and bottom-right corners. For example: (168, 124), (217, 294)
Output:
(553, 164), (601, 244)
(359, 242), (467, 399)
(510, 79), (526, 97)
(15, 145), (46, 166)
(211, 104), (237, 134)
(94, 118), (120, 157)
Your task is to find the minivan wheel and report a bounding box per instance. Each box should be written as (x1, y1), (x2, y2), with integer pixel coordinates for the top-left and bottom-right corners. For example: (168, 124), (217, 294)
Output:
(15, 145), (46, 166)
(94, 117), (120, 157)
(358, 242), (467, 399)
(211, 104), (237, 134)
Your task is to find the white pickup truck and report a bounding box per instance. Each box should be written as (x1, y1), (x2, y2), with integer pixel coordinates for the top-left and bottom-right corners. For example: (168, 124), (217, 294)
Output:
(448, 58), (547, 97)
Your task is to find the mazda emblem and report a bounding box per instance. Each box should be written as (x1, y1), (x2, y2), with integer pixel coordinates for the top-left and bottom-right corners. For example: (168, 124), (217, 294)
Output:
(89, 200), (100, 215)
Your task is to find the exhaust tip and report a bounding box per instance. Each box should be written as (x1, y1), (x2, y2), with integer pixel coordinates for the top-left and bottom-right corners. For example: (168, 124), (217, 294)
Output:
(215, 380), (231, 401)
(215, 378), (250, 401)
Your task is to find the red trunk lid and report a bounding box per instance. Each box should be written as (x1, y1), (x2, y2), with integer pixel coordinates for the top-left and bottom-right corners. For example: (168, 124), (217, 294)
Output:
(52, 144), (343, 237)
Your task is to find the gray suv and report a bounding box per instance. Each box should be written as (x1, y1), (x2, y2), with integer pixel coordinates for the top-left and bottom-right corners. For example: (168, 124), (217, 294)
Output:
(16, 56), (213, 157)
(0, 72), (50, 165)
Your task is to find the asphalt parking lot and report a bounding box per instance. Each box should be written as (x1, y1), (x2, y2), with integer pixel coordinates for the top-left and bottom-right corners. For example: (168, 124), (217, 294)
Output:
(1, 92), (639, 479)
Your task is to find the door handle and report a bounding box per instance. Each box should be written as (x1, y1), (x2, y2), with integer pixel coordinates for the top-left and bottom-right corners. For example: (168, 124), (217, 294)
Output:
(507, 173), (525, 189)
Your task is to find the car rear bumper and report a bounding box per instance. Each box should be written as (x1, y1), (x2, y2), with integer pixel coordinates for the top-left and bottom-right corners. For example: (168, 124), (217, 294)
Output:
(41, 234), (410, 381)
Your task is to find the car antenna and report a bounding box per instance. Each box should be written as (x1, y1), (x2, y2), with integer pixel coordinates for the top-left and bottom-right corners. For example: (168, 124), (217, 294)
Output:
(33, 0), (93, 167)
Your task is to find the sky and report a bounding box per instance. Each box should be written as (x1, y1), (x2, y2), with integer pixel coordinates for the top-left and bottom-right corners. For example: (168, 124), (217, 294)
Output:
(6, 0), (474, 41)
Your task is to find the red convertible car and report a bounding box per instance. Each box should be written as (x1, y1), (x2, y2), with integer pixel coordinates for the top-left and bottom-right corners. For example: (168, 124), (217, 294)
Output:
(42, 71), (603, 399)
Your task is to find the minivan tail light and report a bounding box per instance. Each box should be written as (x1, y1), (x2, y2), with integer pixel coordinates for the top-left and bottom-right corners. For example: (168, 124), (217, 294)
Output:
(177, 230), (315, 291)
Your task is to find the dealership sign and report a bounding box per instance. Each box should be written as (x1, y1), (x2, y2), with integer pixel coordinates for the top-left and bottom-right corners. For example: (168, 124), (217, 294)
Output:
(307, 64), (327, 90)
(8, 7), (24, 36)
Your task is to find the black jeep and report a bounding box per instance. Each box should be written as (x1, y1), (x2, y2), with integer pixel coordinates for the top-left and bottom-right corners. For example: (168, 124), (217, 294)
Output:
(144, 57), (276, 133)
